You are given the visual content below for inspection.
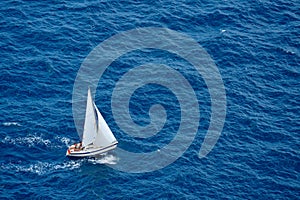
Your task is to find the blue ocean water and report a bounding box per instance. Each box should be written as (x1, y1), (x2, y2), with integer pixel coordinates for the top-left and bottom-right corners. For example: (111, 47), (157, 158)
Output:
(1, 0), (299, 199)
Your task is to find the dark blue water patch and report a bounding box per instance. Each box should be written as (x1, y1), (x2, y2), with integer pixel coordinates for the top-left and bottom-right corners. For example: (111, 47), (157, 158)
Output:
(129, 83), (180, 127)
(123, 83), (181, 152)
(98, 48), (211, 107)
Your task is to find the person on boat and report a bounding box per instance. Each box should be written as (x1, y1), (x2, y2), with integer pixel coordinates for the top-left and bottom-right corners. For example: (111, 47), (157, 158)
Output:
(74, 142), (83, 151)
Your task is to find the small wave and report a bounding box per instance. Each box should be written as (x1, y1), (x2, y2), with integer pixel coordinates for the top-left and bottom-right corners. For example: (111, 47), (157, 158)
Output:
(3, 134), (51, 147)
(1, 160), (83, 176)
(2, 122), (21, 127)
(88, 153), (119, 165)
(54, 136), (71, 147)
(52, 160), (83, 170)
(2, 134), (76, 150)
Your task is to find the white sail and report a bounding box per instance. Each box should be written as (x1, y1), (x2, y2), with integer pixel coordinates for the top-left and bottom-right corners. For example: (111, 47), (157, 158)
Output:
(66, 87), (118, 157)
(82, 88), (97, 147)
(93, 102), (117, 147)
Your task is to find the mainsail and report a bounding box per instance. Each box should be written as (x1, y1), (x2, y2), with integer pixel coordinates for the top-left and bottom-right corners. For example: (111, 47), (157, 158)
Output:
(82, 88), (97, 147)
(81, 88), (117, 148)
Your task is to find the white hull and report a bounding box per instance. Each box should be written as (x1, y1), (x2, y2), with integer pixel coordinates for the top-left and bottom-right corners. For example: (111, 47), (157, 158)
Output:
(66, 142), (118, 158)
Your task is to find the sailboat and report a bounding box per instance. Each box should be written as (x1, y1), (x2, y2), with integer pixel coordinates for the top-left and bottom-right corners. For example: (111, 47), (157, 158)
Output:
(66, 88), (118, 157)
